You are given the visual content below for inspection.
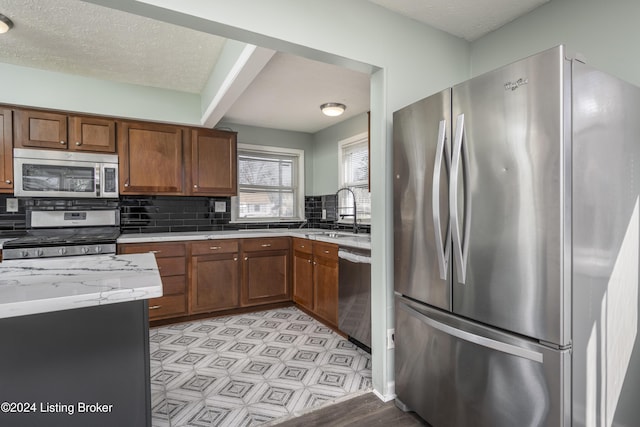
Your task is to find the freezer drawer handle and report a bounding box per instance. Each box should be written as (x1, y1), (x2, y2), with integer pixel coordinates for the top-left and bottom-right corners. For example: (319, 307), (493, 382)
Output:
(450, 113), (472, 284)
(432, 118), (451, 280)
(399, 302), (543, 363)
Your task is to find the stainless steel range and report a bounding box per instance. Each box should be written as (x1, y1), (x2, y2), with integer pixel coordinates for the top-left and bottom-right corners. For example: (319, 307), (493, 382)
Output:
(3, 208), (120, 260)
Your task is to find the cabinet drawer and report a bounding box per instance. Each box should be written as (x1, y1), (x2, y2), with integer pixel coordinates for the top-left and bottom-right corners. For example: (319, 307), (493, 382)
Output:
(292, 238), (312, 254)
(314, 241), (339, 259)
(243, 237), (290, 252)
(119, 243), (186, 258)
(148, 295), (186, 319)
(191, 240), (238, 255)
(157, 257), (186, 276)
(162, 275), (186, 295)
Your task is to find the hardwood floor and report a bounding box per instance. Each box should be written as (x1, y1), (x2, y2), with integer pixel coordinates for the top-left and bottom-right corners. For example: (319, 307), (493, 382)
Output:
(270, 392), (429, 426)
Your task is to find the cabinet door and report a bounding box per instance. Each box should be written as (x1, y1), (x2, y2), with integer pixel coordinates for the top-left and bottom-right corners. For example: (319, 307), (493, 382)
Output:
(292, 239), (313, 311)
(191, 253), (240, 314)
(191, 129), (237, 196)
(14, 110), (68, 150)
(0, 109), (13, 193)
(118, 121), (184, 194)
(313, 242), (339, 326)
(241, 238), (291, 306)
(68, 116), (116, 153)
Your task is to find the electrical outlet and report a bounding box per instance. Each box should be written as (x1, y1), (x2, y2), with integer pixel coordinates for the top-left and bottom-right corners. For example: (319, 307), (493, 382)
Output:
(214, 201), (226, 213)
(322, 209), (327, 220)
(6, 198), (18, 213)
(387, 328), (395, 349)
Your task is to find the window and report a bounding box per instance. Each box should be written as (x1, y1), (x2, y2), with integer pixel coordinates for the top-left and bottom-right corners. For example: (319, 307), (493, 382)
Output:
(338, 132), (370, 223)
(231, 144), (305, 222)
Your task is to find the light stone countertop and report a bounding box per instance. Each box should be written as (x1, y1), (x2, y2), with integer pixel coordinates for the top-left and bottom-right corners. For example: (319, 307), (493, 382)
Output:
(0, 253), (163, 319)
(116, 228), (372, 250)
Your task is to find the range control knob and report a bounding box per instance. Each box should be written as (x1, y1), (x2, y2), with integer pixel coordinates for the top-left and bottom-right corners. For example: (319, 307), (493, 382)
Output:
(58, 247), (67, 255)
(81, 247), (90, 254)
(36, 249), (44, 257)
(21, 250), (29, 258)
(94, 245), (102, 253)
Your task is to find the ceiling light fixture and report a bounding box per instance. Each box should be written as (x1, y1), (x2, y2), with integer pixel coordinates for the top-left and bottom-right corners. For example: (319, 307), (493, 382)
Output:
(320, 102), (346, 117)
(0, 14), (13, 34)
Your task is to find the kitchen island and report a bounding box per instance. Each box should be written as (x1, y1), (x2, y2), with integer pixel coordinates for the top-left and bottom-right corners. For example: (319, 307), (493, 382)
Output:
(0, 253), (162, 427)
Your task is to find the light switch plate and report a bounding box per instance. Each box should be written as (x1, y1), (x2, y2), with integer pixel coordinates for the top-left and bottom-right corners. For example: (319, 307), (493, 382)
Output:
(214, 201), (226, 213)
(6, 198), (18, 213)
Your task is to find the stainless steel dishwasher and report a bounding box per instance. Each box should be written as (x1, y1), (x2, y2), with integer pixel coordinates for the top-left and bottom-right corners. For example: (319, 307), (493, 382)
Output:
(338, 246), (371, 351)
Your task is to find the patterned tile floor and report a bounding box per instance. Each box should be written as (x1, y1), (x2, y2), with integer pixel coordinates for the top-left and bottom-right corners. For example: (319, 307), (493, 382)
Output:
(149, 307), (372, 427)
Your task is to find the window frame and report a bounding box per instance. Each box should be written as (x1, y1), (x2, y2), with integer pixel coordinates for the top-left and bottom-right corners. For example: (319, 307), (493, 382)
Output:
(231, 143), (305, 223)
(337, 132), (370, 225)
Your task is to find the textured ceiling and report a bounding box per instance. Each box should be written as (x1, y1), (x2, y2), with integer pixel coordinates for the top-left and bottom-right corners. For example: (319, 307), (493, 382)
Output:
(369, 0), (550, 41)
(0, 0), (225, 93)
(0, 0), (549, 132)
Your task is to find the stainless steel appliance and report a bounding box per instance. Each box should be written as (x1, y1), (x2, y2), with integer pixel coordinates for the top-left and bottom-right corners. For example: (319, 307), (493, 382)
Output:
(13, 148), (118, 198)
(338, 247), (371, 350)
(393, 45), (640, 426)
(3, 207), (120, 260)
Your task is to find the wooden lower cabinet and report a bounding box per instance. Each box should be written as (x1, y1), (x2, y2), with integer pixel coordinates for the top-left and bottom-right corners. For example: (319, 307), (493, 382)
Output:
(118, 242), (188, 321)
(118, 237), (299, 323)
(292, 238), (314, 311)
(190, 240), (240, 314)
(312, 241), (339, 327)
(241, 237), (291, 307)
(292, 238), (340, 328)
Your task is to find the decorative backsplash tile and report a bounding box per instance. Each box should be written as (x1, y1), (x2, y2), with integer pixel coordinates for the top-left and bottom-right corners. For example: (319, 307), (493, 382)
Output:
(0, 194), (369, 237)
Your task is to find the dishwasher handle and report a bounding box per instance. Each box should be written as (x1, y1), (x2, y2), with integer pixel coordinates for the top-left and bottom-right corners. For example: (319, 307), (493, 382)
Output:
(338, 249), (371, 264)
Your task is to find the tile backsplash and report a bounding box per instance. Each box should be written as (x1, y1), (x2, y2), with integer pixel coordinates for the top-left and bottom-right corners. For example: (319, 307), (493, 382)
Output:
(0, 194), (370, 237)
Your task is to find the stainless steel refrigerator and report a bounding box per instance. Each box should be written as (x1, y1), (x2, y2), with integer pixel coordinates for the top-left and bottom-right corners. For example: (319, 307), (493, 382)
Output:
(393, 45), (640, 427)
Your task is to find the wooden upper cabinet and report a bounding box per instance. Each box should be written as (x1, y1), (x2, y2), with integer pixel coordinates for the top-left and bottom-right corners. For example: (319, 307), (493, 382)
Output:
(14, 109), (116, 153)
(68, 116), (116, 152)
(0, 109), (13, 193)
(190, 129), (237, 196)
(118, 121), (185, 194)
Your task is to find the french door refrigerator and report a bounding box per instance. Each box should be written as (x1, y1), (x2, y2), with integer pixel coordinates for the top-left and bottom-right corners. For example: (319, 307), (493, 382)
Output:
(393, 45), (640, 427)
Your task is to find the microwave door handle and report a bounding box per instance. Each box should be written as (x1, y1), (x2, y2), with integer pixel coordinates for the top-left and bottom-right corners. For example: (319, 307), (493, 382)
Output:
(95, 165), (101, 197)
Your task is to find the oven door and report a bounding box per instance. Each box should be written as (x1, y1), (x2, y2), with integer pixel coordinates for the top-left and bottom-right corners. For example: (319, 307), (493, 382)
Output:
(14, 157), (100, 198)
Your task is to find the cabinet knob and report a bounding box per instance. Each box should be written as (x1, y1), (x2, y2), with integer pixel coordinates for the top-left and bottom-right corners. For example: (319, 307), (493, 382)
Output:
(4, 179), (11, 184)
(210, 246), (221, 250)
(244, 257), (248, 261)
(261, 243), (272, 248)
(233, 257), (238, 261)
(193, 184), (198, 188)
(124, 182), (130, 187)
(149, 305), (162, 310)
(308, 259), (311, 263)
(75, 141), (82, 146)
(60, 140), (66, 145)
(324, 250), (330, 254)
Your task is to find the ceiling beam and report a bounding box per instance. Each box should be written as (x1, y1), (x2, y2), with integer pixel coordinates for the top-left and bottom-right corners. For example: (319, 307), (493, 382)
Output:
(200, 43), (275, 128)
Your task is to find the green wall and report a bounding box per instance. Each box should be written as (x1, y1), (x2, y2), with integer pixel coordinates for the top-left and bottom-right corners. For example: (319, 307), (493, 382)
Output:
(470, 0), (640, 86)
(312, 113), (369, 196)
(217, 121), (314, 195)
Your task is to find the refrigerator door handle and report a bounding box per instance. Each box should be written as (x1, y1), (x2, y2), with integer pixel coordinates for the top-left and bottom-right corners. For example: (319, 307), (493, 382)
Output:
(432, 119), (451, 280)
(450, 113), (472, 284)
(398, 301), (544, 363)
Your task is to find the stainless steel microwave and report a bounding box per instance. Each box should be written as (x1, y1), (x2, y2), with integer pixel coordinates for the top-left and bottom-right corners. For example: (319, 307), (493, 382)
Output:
(13, 148), (119, 198)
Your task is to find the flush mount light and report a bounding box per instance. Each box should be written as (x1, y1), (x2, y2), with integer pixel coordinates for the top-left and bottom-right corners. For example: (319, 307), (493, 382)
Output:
(320, 102), (346, 117)
(0, 14), (13, 34)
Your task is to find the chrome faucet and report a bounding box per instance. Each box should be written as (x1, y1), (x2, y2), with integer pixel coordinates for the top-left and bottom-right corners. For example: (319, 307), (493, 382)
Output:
(335, 187), (358, 234)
